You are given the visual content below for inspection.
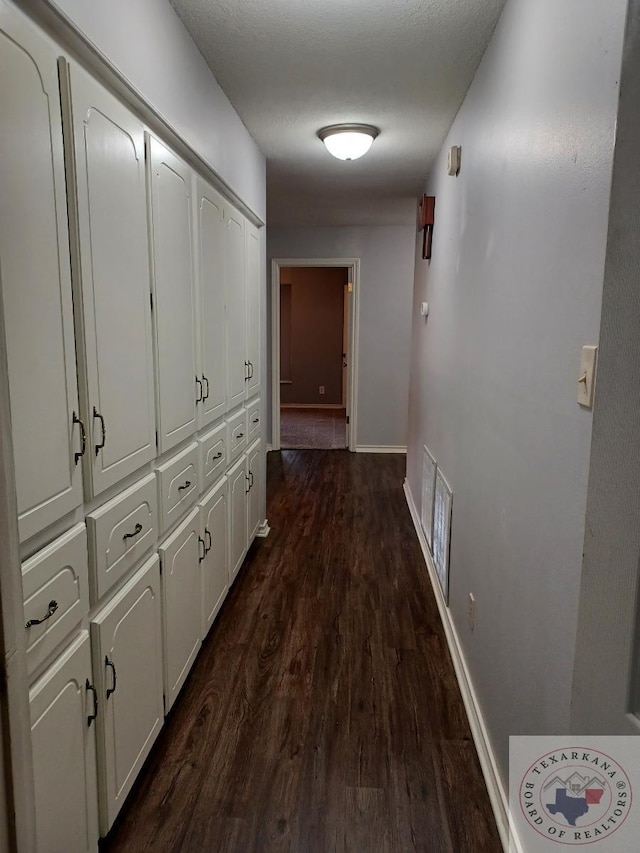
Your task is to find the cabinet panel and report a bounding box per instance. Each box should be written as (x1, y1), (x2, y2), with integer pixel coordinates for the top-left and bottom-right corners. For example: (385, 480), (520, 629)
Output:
(29, 631), (98, 853)
(86, 474), (157, 603)
(148, 136), (198, 452)
(199, 421), (227, 494)
(159, 508), (201, 711)
(245, 221), (262, 398)
(90, 555), (163, 836)
(200, 478), (228, 637)
(195, 177), (227, 425)
(247, 439), (262, 543)
(68, 64), (156, 496)
(23, 523), (89, 677)
(225, 209), (246, 409)
(0, 15), (82, 541)
(155, 441), (199, 534)
(228, 456), (248, 583)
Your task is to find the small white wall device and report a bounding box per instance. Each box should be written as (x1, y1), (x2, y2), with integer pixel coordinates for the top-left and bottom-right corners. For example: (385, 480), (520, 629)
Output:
(447, 145), (461, 176)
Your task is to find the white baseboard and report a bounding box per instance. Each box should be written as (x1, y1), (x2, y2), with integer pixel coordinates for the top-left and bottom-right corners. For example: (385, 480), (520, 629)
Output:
(355, 445), (407, 454)
(280, 403), (344, 410)
(256, 519), (270, 538)
(403, 479), (521, 853)
(266, 444), (274, 453)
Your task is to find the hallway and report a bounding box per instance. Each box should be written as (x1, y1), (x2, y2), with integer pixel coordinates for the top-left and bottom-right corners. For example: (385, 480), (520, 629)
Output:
(101, 451), (500, 852)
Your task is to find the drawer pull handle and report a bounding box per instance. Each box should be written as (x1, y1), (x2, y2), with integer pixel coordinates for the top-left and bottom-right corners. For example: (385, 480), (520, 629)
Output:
(178, 480), (191, 492)
(249, 471), (254, 489)
(245, 474), (251, 494)
(195, 376), (203, 403)
(205, 528), (212, 553)
(105, 656), (117, 699)
(236, 432), (244, 440)
(25, 600), (58, 628)
(86, 679), (98, 727)
(252, 417), (259, 425)
(202, 374), (209, 401)
(248, 360), (254, 380)
(198, 536), (206, 563)
(123, 522), (143, 541)
(244, 360), (250, 382)
(93, 406), (106, 455)
(72, 411), (86, 464)
(213, 451), (223, 461)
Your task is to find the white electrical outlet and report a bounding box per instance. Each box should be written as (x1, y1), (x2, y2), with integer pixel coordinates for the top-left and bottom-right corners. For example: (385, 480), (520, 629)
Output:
(468, 593), (476, 631)
(319, 385), (325, 395)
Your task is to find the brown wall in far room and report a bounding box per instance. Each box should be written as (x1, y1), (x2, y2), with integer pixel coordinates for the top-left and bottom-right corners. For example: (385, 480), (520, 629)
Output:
(280, 266), (347, 405)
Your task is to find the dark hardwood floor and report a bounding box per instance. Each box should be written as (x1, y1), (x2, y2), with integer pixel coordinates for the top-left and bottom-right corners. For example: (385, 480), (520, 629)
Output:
(101, 450), (501, 852)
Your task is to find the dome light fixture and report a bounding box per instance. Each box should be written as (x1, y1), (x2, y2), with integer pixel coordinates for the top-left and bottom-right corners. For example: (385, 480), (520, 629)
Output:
(318, 124), (379, 161)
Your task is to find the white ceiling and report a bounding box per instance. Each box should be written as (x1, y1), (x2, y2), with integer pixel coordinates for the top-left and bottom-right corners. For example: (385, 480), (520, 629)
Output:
(169, 0), (506, 226)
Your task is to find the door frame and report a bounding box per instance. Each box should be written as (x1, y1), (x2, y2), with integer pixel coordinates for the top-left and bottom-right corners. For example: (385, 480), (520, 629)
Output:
(270, 258), (360, 452)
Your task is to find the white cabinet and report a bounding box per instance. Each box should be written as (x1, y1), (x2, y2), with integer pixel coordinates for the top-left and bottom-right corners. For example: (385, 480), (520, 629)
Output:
(194, 177), (227, 425)
(228, 456), (248, 582)
(245, 221), (262, 399)
(225, 209), (247, 410)
(29, 631), (99, 853)
(90, 555), (163, 836)
(0, 12), (83, 541)
(147, 136), (198, 452)
(158, 508), (202, 712)
(66, 63), (156, 496)
(247, 439), (262, 543)
(23, 523), (89, 677)
(199, 478), (228, 637)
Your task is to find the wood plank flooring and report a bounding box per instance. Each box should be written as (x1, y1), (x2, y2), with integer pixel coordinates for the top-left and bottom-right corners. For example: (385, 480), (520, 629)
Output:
(100, 450), (501, 852)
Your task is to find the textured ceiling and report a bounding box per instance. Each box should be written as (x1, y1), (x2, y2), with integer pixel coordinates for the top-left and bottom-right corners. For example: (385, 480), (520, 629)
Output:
(169, 0), (506, 225)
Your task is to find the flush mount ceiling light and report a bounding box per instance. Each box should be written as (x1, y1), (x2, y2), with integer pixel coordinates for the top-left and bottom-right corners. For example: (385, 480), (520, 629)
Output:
(318, 124), (379, 161)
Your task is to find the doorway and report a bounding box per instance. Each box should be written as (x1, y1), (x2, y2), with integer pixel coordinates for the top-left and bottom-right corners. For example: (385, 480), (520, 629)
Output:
(271, 258), (360, 452)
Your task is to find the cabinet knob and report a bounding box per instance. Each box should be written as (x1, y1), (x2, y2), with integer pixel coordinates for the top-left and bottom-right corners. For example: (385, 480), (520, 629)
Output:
(86, 679), (98, 727)
(93, 407), (106, 456)
(105, 656), (117, 699)
(25, 599), (58, 629)
(72, 411), (86, 464)
(123, 522), (143, 541)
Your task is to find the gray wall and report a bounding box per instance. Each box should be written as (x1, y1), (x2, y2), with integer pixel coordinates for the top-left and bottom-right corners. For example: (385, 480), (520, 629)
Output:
(571, 1), (640, 736)
(268, 226), (415, 449)
(405, 0), (627, 783)
(280, 267), (346, 406)
(36, 0), (266, 220)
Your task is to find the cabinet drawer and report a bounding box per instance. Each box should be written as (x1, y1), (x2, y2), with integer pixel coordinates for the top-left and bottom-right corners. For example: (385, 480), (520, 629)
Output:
(22, 523), (89, 676)
(156, 442), (199, 533)
(199, 422), (227, 493)
(86, 474), (157, 603)
(246, 397), (261, 442)
(227, 408), (247, 464)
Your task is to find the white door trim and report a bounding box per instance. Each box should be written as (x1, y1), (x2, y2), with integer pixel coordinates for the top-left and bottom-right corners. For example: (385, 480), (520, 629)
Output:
(271, 258), (360, 452)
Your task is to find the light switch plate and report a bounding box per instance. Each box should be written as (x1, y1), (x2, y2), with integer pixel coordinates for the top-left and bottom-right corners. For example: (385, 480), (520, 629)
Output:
(577, 345), (598, 408)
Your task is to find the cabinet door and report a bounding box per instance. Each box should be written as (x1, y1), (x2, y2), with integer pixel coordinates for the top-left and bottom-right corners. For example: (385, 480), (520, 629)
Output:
(228, 456), (248, 582)
(195, 177), (227, 425)
(0, 12), (83, 541)
(247, 439), (262, 543)
(159, 508), (201, 711)
(67, 64), (156, 496)
(245, 221), (262, 399)
(225, 208), (247, 410)
(29, 631), (99, 853)
(90, 555), (163, 836)
(148, 136), (198, 452)
(199, 478), (228, 637)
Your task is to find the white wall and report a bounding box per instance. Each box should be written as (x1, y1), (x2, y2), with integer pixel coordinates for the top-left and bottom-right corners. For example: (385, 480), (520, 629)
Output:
(406, 0), (627, 783)
(267, 226), (415, 450)
(571, 0), (640, 736)
(34, 0), (266, 220)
